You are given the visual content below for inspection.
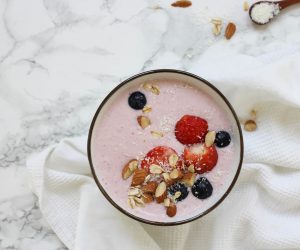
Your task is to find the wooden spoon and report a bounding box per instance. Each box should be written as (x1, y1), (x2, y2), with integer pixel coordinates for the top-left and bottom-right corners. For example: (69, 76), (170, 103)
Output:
(249, 0), (300, 25)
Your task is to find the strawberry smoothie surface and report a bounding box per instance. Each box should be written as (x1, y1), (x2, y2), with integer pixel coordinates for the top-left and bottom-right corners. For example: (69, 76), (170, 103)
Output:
(90, 73), (242, 224)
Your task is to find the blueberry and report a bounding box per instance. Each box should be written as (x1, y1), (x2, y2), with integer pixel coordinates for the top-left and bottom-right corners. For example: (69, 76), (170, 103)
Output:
(192, 177), (213, 199)
(168, 183), (189, 202)
(215, 131), (231, 148)
(128, 91), (147, 110)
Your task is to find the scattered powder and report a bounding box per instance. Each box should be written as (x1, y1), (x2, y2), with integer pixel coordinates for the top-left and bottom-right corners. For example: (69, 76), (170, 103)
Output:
(159, 116), (175, 133)
(251, 2), (280, 24)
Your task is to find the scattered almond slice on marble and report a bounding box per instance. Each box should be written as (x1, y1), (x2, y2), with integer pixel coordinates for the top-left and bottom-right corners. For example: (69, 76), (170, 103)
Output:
(122, 159), (138, 180)
(137, 116), (151, 129)
(244, 120), (257, 132)
(211, 18), (222, 36)
(243, 1), (249, 11)
(151, 130), (164, 138)
(168, 154), (179, 168)
(149, 164), (163, 174)
(205, 131), (216, 147)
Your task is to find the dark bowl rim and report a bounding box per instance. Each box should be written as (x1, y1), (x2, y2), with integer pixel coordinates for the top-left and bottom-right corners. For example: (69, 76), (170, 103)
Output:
(87, 69), (244, 226)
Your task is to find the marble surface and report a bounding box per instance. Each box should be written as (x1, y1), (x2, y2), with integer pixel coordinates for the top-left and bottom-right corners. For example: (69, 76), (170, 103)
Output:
(0, 0), (300, 249)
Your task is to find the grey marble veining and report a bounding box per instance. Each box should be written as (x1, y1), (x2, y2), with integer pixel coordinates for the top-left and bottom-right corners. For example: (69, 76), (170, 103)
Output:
(0, 0), (300, 249)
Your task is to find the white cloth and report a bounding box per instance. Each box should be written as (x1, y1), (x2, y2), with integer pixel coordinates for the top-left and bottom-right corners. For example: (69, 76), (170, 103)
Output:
(27, 50), (300, 250)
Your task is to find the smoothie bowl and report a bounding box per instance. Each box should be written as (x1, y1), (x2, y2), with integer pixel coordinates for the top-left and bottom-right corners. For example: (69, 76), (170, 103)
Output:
(88, 69), (243, 225)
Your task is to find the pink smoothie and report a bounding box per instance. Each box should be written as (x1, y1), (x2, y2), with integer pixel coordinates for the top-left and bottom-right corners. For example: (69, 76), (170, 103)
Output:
(90, 77), (239, 223)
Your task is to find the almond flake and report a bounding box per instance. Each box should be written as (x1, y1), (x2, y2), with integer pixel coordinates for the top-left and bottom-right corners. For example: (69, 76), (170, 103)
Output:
(144, 174), (151, 183)
(143, 83), (160, 95)
(142, 105), (152, 113)
(151, 130), (164, 138)
(128, 197), (136, 209)
(168, 154), (179, 168)
(149, 164), (163, 174)
(134, 197), (144, 205)
(162, 173), (171, 181)
(164, 198), (170, 207)
(213, 24), (222, 36)
(243, 1), (249, 11)
(205, 131), (216, 147)
(174, 191), (181, 200)
(211, 18), (222, 25)
(128, 188), (140, 196)
(188, 165), (195, 173)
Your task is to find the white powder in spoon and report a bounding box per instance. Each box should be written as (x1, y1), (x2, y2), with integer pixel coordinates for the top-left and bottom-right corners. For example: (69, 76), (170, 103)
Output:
(251, 2), (280, 24)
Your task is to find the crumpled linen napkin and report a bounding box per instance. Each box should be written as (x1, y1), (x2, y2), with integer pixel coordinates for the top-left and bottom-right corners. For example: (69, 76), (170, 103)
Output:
(27, 50), (300, 250)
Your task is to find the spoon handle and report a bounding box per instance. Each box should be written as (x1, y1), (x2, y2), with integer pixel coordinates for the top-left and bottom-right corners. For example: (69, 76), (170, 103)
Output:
(279, 0), (300, 9)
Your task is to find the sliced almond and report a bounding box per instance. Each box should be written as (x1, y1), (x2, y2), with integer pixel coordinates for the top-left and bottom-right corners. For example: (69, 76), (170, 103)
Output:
(168, 154), (179, 168)
(149, 164), (163, 174)
(213, 24), (222, 36)
(188, 164), (195, 173)
(166, 203), (177, 217)
(162, 172), (174, 186)
(244, 120), (257, 132)
(143, 83), (160, 95)
(144, 174), (151, 183)
(131, 169), (148, 186)
(142, 105), (152, 113)
(128, 187), (140, 196)
(122, 159), (138, 180)
(128, 197), (136, 209)
(137, 116), (151, 129)
(243, 1), (249, 11)
(151, 130), (164, 138)
(141, 181), (158, 194)
(211, 18), (222, 25)
(133, 197), (144, 206)
(181, 172), (196, 187)
(164, 198), (170, 207)
(142, 193), (154, 203)
(174, 191), (181, 200)
(155, 182), (167, 203)
(143, 83), (153, 91)
(205, 131), (216, 147)
(169, 169), (183, 181)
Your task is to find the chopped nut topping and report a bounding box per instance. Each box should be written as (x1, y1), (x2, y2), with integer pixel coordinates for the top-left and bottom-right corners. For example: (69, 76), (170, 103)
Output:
(149, 164), (164, 174)
(137, 116), (151, 129)
(205, 131), (216, 147)
(168, 154), (179, 168)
